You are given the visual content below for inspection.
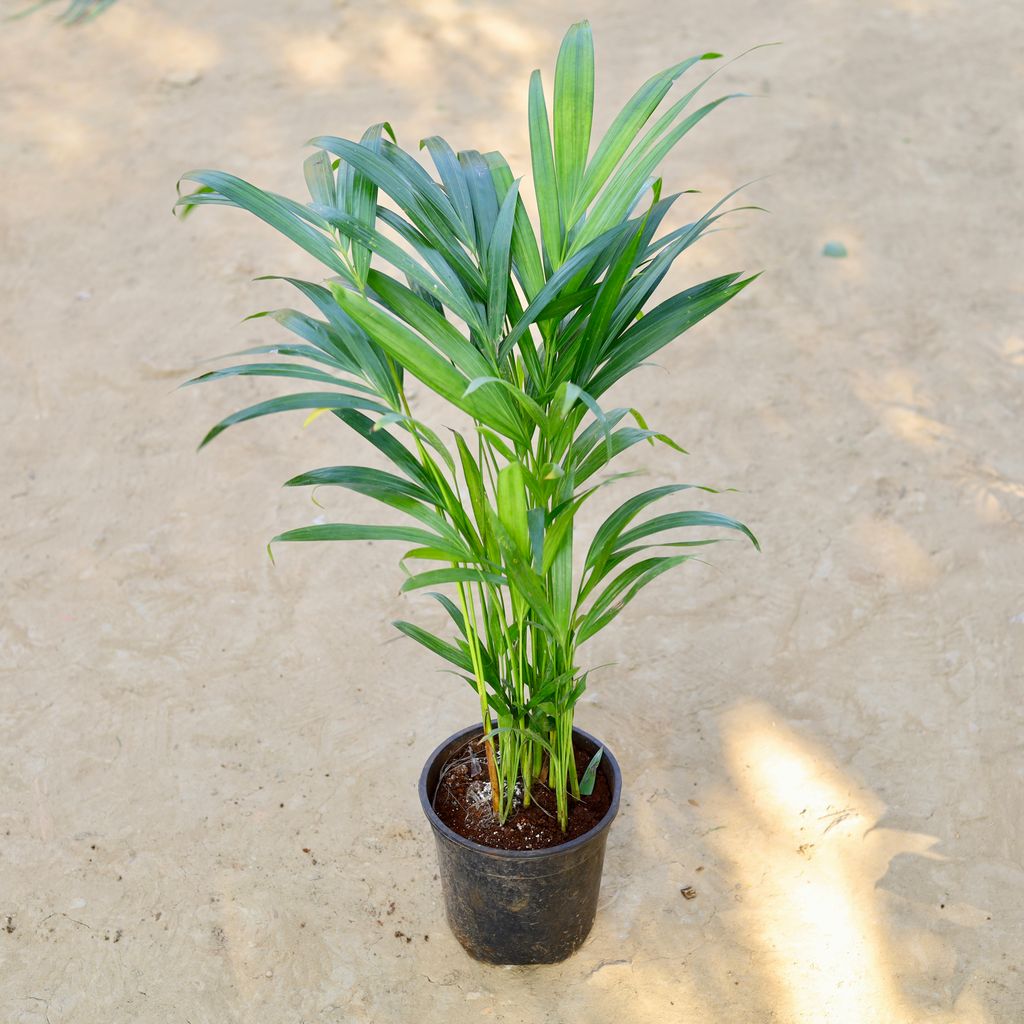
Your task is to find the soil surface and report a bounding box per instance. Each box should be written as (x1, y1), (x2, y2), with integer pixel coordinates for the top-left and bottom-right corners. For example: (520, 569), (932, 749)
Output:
(1, 2), (1022, 1022)
(433, 740), (613, 851)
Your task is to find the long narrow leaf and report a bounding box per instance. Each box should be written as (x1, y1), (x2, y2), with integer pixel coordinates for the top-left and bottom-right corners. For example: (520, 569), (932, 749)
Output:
(176, 170), (348, 277)
(571, 53), (717, 223)
(199, 391), (388, 450)
(589, 274), (757, 396)
(553, 20), (595, 217)
(528, 70), (562, 271)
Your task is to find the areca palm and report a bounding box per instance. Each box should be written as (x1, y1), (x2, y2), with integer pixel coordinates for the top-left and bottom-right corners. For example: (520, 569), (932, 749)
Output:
(177, 20), (760, 830)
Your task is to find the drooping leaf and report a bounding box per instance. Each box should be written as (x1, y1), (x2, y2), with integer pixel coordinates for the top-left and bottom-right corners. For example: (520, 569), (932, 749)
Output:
(588, 273), (758, 397)
(271, 522), (459, 553)
(176, 170), (349, 277)
(393, 620), (474, 672)
(198, 391), (388, 450)
(613, 509), (760, 552)
(182, 361), (355, 390)
(399, 567), (507, 593)
(576, 555), (693, 642)
(283, 464), (435, 505)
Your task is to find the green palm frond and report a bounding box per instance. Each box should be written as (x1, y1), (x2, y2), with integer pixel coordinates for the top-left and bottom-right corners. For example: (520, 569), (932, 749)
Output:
(10, 0), (118, 23)
(176, 20), (762, 830)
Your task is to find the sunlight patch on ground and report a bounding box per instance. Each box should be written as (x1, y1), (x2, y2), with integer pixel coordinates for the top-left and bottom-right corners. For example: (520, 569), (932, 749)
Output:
(95, 5), (220, 76)
(1000, 335), (1024, 367)
(712, 702), (988, 1024)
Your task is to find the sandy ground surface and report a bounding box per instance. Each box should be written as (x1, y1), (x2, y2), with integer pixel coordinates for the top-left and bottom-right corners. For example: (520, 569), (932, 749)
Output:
(2, 0), (1023, 1021)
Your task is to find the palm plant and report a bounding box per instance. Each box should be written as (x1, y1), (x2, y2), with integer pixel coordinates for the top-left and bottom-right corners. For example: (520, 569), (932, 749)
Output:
(177, 20), (760, 832)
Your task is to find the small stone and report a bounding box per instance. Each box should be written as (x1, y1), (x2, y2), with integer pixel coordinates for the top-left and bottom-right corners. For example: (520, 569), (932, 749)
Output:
(680, 886), (697, 900)
(163, 69), (202, 88)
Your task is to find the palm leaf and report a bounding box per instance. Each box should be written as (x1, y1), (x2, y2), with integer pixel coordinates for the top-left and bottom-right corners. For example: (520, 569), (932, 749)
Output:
(11, 0), (118, 23)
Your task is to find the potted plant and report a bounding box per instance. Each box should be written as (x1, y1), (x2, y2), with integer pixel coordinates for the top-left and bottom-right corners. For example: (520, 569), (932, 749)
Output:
(176, 20), (759, 965)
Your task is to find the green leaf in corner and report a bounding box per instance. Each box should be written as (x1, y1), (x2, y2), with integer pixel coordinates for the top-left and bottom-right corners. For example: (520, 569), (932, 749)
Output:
(579, 747), (604, 796)
(553, 19), (595, 218)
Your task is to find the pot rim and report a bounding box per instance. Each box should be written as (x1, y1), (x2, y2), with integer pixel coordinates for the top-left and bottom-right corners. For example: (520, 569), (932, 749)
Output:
(418, 722), (621, 861)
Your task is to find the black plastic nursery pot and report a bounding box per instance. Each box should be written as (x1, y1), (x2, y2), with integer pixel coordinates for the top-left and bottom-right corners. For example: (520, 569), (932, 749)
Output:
(419, 723), (621, 965)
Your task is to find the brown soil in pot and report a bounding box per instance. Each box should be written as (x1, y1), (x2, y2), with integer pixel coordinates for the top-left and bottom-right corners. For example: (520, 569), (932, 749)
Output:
(432, 739), (613, 851)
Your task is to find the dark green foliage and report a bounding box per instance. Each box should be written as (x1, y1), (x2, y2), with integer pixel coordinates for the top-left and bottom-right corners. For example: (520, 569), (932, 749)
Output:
(177, 21), (761, 829)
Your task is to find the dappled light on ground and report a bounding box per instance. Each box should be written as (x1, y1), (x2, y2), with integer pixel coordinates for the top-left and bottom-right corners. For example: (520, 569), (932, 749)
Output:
(706, 702), (990, 1024)
(280, 32), (351, 87)
(1001, 336), (1024, 368)
(269, 0), (546, 146)
(850, 516), (939, 589)
(81, 3), (220, 76)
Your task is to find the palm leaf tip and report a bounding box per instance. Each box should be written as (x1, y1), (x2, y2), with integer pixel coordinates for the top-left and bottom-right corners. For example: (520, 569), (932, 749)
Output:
(175, 20), (764, 832)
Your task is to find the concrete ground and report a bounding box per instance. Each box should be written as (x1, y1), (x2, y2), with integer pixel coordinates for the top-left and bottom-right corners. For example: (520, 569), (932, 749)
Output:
(2, 0), (1022, 1021)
